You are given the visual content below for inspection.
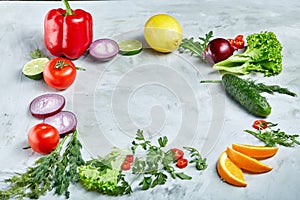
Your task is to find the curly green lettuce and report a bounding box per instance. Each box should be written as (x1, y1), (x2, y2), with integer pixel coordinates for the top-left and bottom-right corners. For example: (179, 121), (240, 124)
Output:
(77, 147), (132, 196)
(213, 31), (283, 76)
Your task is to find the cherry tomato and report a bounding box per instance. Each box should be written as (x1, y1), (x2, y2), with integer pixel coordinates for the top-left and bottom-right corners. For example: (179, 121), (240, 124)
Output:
(171, 148), (184, 160)
(176, 158), (188, 169)
(43, 57), (77, 90)
(125, 155), (134, 163)
(235, 40), (245, 49)
(235, 34), (244, 42)
(227, 38), (236, 47)
(121, 161), (131, 171)
(253, 119), (268, 130)
(28, 123), (60, 154)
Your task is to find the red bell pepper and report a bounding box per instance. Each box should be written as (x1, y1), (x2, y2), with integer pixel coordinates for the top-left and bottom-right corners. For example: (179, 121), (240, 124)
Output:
(44, 0), (93, 59)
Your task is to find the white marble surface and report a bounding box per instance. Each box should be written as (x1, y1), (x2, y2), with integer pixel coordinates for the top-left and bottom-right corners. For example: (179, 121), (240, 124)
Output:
(1, 0), (300, 199)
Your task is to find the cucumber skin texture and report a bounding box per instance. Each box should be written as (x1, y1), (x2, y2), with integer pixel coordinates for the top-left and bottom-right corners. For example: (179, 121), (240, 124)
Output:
(222, 74), (271, 117)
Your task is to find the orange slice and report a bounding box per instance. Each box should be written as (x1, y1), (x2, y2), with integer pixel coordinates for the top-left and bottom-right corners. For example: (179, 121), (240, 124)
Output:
(226, 147), (272, 173)
(232, 143), (278, 159)
(217, 151), (247, 187)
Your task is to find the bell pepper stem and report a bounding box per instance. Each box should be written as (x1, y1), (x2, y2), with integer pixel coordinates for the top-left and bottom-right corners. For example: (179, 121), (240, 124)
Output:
(62, 0), (73, 15)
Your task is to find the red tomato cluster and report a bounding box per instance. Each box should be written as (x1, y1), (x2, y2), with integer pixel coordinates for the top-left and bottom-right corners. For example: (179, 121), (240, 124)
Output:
(171, 148), (188, 169)
(121, 148), (190, 171)
(121, 155), (135, 171)
(227, 34), (245, 50)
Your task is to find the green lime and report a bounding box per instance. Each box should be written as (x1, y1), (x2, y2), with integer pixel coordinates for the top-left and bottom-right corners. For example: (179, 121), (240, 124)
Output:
(22, 58), (49, 80)
(118, 39), (143, 55)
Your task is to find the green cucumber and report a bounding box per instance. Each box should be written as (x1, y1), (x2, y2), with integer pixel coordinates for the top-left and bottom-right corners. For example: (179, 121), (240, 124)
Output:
(221, 73), (271, 117)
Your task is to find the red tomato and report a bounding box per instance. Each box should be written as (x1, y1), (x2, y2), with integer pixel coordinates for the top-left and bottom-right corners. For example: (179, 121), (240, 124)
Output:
(235, 34), (244, 42)
(176, 158), (188, 169)
(28, 123), (60, 154)
(121, 161), (131, 171)
(253, 119), (268, 130)
(235, 40), (245, 49)
(227, 38), (236, 47)
(125, 155), (134, 163)
(171, 148), (184, 160)
(43, 57), (77, 90)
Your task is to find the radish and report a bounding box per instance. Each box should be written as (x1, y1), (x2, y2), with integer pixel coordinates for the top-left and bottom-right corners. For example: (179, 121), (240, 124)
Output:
(29, 93), (65, 119)
(43, 111), (77, 136)
(89, 38), (119, 61)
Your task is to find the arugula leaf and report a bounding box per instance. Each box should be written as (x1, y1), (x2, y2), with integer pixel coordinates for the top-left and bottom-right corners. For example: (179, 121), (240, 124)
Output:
(178, 31), (213, 62)
(245, 122), (300, 147)
(246, 80), (297, 97)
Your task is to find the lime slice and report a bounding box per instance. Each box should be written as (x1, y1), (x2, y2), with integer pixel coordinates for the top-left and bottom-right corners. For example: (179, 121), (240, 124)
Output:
(118, 39), (143, 55)
(22, 58), (49, 80)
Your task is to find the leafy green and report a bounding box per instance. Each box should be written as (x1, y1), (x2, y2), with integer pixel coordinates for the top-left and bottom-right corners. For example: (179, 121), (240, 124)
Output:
(30, 48), (49, 59)
(245, 122), (300, 147)
(78, 147), (132, 196)
(247, 80), (297, 97)
(178, 31), (213, 62)
(0, 131), (84, 200)
(213, 31), (283, 76)
(131, 130), (194, 191)
(183, 147), (207, 171)
(52, 131), (85, 198)
(1, 129), (208, 199)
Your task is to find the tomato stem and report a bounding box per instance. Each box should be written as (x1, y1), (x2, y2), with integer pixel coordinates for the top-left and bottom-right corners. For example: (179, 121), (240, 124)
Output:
(55, 60), (70, 70)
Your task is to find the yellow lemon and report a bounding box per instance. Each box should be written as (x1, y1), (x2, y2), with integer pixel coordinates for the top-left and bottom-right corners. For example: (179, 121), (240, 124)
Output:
(144, 14), (182, 53)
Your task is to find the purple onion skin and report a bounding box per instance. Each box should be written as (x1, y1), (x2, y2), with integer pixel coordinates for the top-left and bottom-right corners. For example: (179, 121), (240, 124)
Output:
(203, 38), (234, 64)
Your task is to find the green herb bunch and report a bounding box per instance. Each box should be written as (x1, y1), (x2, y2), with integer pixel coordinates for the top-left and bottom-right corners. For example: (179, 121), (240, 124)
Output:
(131, 130), (207, 190)
(245, 122), (300, 147)
(0, 131), (84, 200)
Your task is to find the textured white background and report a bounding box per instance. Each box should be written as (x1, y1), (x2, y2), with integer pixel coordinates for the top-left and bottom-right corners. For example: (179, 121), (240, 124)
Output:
(0, 0), (300, 199)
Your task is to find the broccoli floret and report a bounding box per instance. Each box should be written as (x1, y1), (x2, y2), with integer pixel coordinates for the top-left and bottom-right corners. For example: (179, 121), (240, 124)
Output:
(213, 31), (283, 76)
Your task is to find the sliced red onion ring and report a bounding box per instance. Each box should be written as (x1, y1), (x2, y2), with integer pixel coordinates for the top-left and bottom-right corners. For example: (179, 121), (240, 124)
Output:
(89, 38), (119, 61)
(29, 93), (65, 119)
(43, 111), (77, 136)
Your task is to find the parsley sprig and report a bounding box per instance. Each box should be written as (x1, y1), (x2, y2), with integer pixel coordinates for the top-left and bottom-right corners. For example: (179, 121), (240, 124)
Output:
(131, 130), (206, 191)
(183, 147), (208, 170)
(0, 131), (84, 200)
(245, 122), (300, 147)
